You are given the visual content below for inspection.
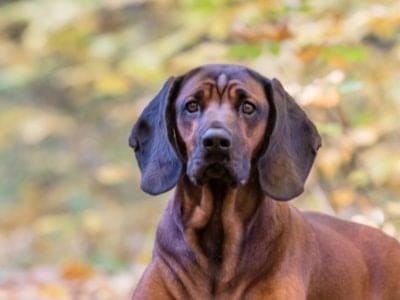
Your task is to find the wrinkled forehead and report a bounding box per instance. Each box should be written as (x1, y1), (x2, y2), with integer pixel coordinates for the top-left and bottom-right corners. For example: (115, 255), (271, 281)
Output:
(178, 64), (266, 99)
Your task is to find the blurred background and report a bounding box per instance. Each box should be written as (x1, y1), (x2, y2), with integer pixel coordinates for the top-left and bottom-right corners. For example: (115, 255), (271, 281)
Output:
(0, 0), (399, 298)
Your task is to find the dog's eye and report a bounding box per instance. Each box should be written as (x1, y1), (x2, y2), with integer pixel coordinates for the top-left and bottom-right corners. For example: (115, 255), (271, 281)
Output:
(241, 101), (256, 115)
(185, 101), (200, 113)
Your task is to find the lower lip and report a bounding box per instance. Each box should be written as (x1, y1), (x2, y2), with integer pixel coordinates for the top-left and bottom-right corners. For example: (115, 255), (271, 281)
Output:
(205, 163), (226, 177)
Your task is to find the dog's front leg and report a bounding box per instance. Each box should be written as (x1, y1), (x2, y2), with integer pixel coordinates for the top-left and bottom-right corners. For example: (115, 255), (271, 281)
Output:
(132, 263), (174, 300)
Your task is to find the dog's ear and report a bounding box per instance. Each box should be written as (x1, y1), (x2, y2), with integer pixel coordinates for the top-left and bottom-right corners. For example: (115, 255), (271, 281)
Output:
(129, 77), (182, 195)
(257, 78), (321, 201)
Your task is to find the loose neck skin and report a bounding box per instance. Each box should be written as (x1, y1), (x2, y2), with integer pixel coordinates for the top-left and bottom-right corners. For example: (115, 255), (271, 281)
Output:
(155, 173), (291, 294)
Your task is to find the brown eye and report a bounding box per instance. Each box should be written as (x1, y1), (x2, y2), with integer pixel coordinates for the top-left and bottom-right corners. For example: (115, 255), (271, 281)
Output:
(241, 101), (256, 115)
(185, 101), (200, 113)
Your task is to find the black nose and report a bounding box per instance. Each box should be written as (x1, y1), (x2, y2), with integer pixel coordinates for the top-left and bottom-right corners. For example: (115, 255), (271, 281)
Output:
(202, 128), (232, 152)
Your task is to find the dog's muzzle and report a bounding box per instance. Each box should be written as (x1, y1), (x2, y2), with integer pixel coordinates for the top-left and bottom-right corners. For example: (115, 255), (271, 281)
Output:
(193, 127), (238, 184)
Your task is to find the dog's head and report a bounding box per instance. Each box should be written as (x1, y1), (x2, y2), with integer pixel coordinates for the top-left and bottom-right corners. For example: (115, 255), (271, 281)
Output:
(129, 64), (321, 200)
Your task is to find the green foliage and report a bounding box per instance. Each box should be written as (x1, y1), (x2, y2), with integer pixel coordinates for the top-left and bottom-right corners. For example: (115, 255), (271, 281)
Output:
(322, 44), (367, 62)
(227, 43), (263, 58)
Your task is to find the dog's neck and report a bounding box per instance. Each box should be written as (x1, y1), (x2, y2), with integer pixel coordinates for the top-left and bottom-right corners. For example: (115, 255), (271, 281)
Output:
(156, 174), (291, 293)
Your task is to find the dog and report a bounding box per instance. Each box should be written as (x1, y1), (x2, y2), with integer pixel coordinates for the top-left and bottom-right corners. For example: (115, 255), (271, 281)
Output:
(129, 64), (400, 299)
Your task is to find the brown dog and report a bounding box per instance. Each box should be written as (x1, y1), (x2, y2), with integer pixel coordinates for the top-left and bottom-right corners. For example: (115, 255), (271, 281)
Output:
(129, 64), (400, 299)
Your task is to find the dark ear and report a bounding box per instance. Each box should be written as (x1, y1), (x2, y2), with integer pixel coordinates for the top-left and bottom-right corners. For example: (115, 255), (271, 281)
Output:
(258, 78), (321, 201)
(129, 77), (182, 195)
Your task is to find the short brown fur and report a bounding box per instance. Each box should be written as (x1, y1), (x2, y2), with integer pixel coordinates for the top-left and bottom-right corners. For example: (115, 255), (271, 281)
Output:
(130, 64), (400, 299)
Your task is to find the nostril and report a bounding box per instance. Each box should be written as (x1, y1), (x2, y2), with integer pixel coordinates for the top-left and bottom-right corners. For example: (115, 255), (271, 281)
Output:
(220, 138), (231, 149)
(203, 138), (214, 148)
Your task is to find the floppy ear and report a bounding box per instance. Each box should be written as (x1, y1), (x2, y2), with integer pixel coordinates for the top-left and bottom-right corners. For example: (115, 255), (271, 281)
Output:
(258, 78), (321, 201)
(129, 77), (182, 195)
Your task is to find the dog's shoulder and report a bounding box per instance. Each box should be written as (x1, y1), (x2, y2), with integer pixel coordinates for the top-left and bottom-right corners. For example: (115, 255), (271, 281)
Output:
(304, 211), (400, 257)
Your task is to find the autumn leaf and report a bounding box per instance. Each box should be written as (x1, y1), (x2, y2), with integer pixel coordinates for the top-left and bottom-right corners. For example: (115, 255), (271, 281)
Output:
(61, 261), (94, 281)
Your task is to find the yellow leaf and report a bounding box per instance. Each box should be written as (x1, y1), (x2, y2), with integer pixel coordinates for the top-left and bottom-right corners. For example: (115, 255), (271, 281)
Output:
(82, 210), (103, 234)
(94, 164), (132, 185)
(331, 189), (355, 208)
(39, 283), (71, 300)
(316, 148), (342, 177)
(95, 73), (130, 95)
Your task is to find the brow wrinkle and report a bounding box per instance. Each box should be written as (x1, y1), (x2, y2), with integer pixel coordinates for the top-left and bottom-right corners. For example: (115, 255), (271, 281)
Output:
(227, 82), (239, 100)
(203, 82), (213, 100)
(216, 73), (228, 98)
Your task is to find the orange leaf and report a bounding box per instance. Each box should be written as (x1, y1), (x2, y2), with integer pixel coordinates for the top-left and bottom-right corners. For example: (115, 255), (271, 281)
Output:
(61, 261), (94, 280)
(232, 23), (292, 42)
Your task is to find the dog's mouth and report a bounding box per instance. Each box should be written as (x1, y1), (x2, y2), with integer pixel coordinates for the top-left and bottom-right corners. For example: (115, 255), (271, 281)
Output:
(203, 162), (231, 179)
(187, 150), (251, 187)
(192, 160), (238, 186)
